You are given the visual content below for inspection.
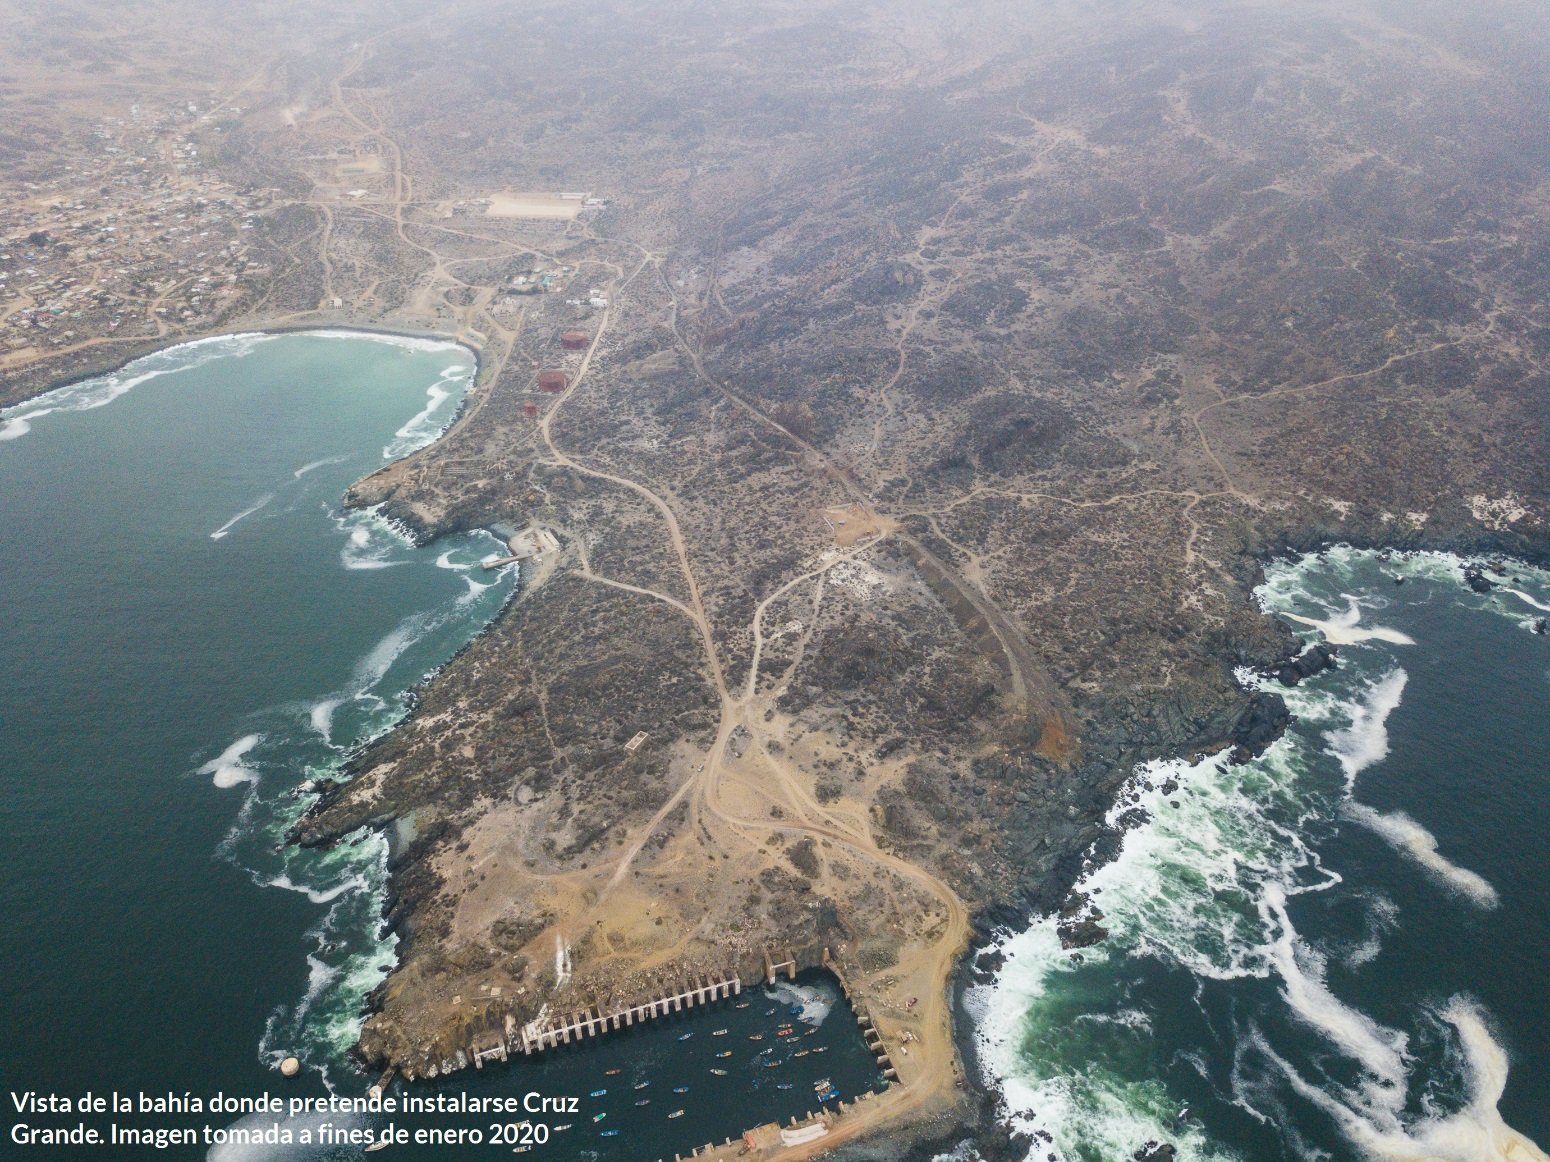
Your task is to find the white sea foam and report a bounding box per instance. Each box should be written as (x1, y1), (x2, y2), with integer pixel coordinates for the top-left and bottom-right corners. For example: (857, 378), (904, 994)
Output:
(767, 979), (837, 1026)
(308, 698), (341, 743)
(1346, 894), (1400, 968)
(264, 872), (369, 906)
(299, 327), (468, 357)
(1325, 668), (1408, 786)
(1345, 804), (1500, 909)
(1260, 1001), (1548, 1162)
(292, 954), (341, 1023)
(0, 332), (274, 443)
(205, 1109), (366, 1161)
(1261, 883), (1410, 1102)
(1501, 588), (1550, 614)
(381, 372), (464, 460)
(338, 518), (402, 570)
(974, 549), (1549, 1162)
(211, 492), (275, 540)
(292, 454), (349, 479)
(200, 734), (262, 788)
(1282, 595), (1416, 646)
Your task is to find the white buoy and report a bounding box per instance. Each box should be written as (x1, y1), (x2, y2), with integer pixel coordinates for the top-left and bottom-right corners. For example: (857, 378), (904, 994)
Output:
(279, 1056), (301, 1078)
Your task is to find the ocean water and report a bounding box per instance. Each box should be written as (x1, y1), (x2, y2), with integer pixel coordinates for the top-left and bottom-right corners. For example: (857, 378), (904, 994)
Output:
(0, 331), (510, 1147)
(969, 547), (1550, 1162)
(0, 331), (881, 1161)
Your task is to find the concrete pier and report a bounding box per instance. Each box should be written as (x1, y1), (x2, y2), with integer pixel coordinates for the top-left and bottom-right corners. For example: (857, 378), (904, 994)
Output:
(512, 973), (742, 1057)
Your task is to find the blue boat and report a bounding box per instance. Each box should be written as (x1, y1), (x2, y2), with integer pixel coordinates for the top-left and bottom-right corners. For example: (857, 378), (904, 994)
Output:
(600, 1128), (620, 1138)
(589, 1088), (606, 1098)
(672, 1086), (689, 1094)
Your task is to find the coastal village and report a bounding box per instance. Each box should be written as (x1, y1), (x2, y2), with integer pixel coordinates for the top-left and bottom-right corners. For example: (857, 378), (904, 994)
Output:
(0, 100), (275, 391)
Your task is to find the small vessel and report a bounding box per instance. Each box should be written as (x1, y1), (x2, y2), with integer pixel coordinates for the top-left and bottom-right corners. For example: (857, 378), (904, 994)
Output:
(512, 1148), (531, 1156)
(789, 1005), (803, 1015)
(712, 1028), (728, 1036)
(364, 1142), (392, 1154)
(776, 1083), (793, 1091)
(634, 1081), (649, 1090)
(554, 1125), (572, 1132)
(668, 1109), (685, 1119)
(765, 1060), (782, 1069)
(735, 1002), (750, 1009)
(600, 1129), (620, 1138)
(784, 1036), (801, 1044)
(673, 1086), (689, 1095)
(716, 1050), (732, 1058)
(593, 1113), (607, 1123)
(710, 1068), (728, 1076)
(677, 1032), (694, 1042)
(589, 1089), (607, 1098)
(793, 1049), (810, 1058)
(764, 1008), (776, 1016)
(635, 1099), (650, 1107)
(812, 1046), (828, 1054)
(804, 1028), (818, 1036)
(777, 1025), (793, 1035)
(748, 1034), (764, 1041)
(605, 1068), (622, 1076)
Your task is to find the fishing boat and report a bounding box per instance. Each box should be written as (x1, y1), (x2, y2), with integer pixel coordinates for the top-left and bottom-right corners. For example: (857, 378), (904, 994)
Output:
(710, 1068), (728, 1076)
(668, 1110), (685, 1119)
(589, 1089), (607, 1098)
(672, 1086), (689, 1094)
(794, 1049), (810, 1058)
(364, 1142), (392, 1154)
(712, 1028), (728, 1036)
(765, 1060), (782, 1069)
(635, 1099), (650, 1107)
(592, 1113), (607, 1123)
(512, 1147), (530, 1155)
(716, 1050), (732, 1058)
(605, 1068), (622, 1076)
(735, 1002), (750, 1009)
(804, 1028), (818, 1036)
(748, 1034), (764, 1041)
(554, 1125), (572, 1132)
(677, 1032), (693, 1041)
(776, 1083), (793, 1091)
(764, 1008), (776, 1016)
(634, 1081), (649, 1090)
(784, 1036), (801, 1044)
(812, 1046), (828, 1054)
(600, 1129), (620, 1138)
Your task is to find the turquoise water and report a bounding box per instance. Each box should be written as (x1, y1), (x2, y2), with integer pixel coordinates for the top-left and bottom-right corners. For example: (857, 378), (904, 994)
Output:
(0, 331), (882, 1161)
(0, 331), (512, 1149)
(971, 548), (1550, 1161)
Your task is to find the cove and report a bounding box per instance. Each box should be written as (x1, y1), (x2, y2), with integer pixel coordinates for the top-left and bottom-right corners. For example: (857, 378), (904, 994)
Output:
(0, 329), (515, 1152)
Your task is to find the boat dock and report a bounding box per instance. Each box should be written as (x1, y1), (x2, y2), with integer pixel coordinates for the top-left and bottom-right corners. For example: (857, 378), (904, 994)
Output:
(463, 973), (747, 1066)
(480, 525), (559, 570)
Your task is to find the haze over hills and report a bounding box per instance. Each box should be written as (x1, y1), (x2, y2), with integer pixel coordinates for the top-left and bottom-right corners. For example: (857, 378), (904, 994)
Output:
(4, 1), (1548, 1156)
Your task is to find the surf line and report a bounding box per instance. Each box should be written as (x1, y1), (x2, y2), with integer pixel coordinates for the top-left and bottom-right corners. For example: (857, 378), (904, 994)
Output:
(211, 493), (275, 540)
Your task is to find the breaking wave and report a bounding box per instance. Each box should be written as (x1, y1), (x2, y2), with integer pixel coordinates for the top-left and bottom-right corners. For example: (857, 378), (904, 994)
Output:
(971, 549), (1545, 1162)
(0, 332), (274, 442)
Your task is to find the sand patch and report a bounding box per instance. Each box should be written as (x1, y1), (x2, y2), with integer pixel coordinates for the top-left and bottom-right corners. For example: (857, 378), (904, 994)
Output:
(485, 192), (584, 220)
